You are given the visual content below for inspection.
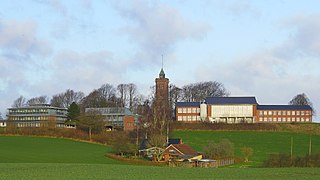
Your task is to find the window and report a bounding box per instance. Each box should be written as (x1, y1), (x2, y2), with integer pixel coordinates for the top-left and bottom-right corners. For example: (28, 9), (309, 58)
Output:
(182, 116), (187, 121)
(301, 118), (304, 122)
(278, 111), (281, 115)
(288, 117), (291, 121)
(182, 108), (187, 113)
(282, 111), (286, 115)
(292, 117), (295, 121)
(259, 111), (263, 116)
(268, 117), (272, 121)
(263, 117), (267, 122)
(282, 117), (286, 122)
(187, 108), (192, 113)
(292, 111), (295, 115)
(301, 111), (305, 115)
(263, 111), (267, 115)
(192, 108), (197, 113)
(306, 111), (310, 115)
(177, 116), (182, 121)
(196, 108), (200, 113)
(273, 117), (277, 122)
(306, 118), (310, 122)
(287, 111), (291, 115)
(259, 117), (263, 121)
(268, 111), (272, 115)
(178, 108), (182, 113)
(296, 111), (300, 115)
(297, 117), (300, 122)
(273, 111), (277, 115)
(278, 117), (281, 121)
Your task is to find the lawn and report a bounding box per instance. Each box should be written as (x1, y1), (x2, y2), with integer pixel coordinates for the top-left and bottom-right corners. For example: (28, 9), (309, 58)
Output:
(173, 130), (320, 166)
(0, 136), (120, 164)
(0, 163), (320, 179)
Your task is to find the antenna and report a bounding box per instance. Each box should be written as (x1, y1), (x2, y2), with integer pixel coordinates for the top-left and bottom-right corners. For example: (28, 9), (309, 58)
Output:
(161, 54), (164, 69)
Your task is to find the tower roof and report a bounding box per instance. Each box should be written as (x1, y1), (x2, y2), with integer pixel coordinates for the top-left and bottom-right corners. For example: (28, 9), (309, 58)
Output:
(159, 68), (165, 78)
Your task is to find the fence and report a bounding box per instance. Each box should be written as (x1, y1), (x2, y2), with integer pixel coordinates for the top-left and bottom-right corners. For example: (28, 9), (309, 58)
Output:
(168, 158), (234, 168)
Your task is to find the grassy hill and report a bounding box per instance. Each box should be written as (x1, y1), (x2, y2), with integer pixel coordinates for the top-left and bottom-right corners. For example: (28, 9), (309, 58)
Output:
(0, 136), (120, 164)
(173, 130), (320, 167)
(1, 135), (320, 179)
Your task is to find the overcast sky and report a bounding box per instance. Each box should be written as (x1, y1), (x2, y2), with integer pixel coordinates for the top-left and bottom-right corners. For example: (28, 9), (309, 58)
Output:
(1, 0), (319, 121)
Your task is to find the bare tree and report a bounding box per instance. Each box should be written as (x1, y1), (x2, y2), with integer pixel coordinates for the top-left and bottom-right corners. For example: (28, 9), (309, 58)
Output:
(169, 84), (182, 115)
(27, 96), (48, 106)
(127, 83), (137, 111)
(51, 89), (84, 108)
(77, 110), (104, 141)
(289, 93), (315, 115)
(181, 81), (229, 102)
(98, 83), (116, 101)
(12, 96), (27, 107)
(117, 84), (128, 107)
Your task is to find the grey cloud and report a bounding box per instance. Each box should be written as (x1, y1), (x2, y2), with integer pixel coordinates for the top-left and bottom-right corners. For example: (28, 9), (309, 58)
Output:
(0, 20), (52, 59)
(277, 15), (320, 59)
(114, 0), (210, 66)
(49, 49), (121, 93)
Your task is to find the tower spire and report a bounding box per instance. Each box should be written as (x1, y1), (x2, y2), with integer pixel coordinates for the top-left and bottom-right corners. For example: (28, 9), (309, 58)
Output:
(159, 55), (165, 78)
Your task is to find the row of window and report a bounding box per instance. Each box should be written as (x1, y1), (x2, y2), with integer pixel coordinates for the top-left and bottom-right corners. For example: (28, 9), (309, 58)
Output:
(258, 110), (310, 116)
(177, 115), (201, 121)
(10, 116), (67, 121)
(258, 117), (310, 122)
(177, 108), (200, 114)
(16, 123), (65, 128)
(9, 109), (67, 115)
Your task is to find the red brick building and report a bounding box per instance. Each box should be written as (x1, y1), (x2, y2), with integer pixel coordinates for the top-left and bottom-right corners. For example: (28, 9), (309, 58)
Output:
(175, 97), (312, 123)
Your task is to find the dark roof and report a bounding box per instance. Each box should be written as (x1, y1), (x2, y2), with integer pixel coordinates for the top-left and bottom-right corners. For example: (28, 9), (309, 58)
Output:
(205, 97), (258, 105)
(168, 138), (182, 145)
(175, 102), (200, 107)
(257, 105), (312, 111)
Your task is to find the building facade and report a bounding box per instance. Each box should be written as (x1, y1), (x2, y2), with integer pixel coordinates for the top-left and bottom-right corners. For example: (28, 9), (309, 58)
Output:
(85, 107), (138, 131)
(176, 97), (312, 123)
(7, 104), (68, 128)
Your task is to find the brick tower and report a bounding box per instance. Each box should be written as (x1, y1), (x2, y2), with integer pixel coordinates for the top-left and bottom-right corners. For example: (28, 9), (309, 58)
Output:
(155, 68), (169, 104)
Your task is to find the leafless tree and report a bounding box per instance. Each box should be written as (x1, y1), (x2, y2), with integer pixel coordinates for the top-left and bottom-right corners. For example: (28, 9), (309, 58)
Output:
(27, 96), (48, 106)
(181, 81), (229, 102)
(117, 84), (128, 107)
(12, 96), (27, 107)
(289, 93), (315, 115)
(98, 83), (116, 101)
(51, 89), (84, 108)
(127, 83), (137, 111)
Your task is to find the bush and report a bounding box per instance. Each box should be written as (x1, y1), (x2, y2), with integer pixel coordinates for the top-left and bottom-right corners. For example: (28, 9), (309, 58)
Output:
(264, 153), (320, 167)
(203, 139), (234, 159)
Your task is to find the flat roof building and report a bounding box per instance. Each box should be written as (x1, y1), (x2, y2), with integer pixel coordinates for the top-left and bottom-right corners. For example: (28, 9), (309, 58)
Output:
(176, 97), (312, 123)
(7, 104), (68, 128)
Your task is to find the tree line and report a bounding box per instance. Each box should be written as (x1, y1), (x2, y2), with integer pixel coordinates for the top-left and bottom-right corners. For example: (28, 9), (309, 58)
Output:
(11, 81), (230, 114)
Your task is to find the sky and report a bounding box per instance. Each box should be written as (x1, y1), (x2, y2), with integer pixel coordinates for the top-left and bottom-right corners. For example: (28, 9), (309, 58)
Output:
(0, 0), (320, 121)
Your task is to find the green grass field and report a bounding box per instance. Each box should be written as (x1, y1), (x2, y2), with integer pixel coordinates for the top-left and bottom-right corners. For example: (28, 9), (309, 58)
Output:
(0, 136), (120, 164)
(173, 130), (320, 166)
(1, 163), (320, 179)
(1, 134), (320, 179)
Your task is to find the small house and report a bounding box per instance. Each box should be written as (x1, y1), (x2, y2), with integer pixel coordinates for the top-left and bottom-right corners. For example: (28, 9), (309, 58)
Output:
(163, 144), (202, 162)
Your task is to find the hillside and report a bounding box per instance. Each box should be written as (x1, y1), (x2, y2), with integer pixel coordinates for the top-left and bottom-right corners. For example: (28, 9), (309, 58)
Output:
(173, 130), (320, 167)
(0, 136), (120, 164)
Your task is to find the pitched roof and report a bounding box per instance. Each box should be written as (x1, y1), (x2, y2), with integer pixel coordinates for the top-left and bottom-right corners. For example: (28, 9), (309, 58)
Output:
(205, 97), (258, 105)
(175, 102), (200, 107)
(257, 105), (312, 111)
(166, 144), (198, 156)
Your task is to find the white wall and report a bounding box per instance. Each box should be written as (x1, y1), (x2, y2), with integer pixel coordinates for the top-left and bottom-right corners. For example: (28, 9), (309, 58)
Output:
(211, 105), (253, 117)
